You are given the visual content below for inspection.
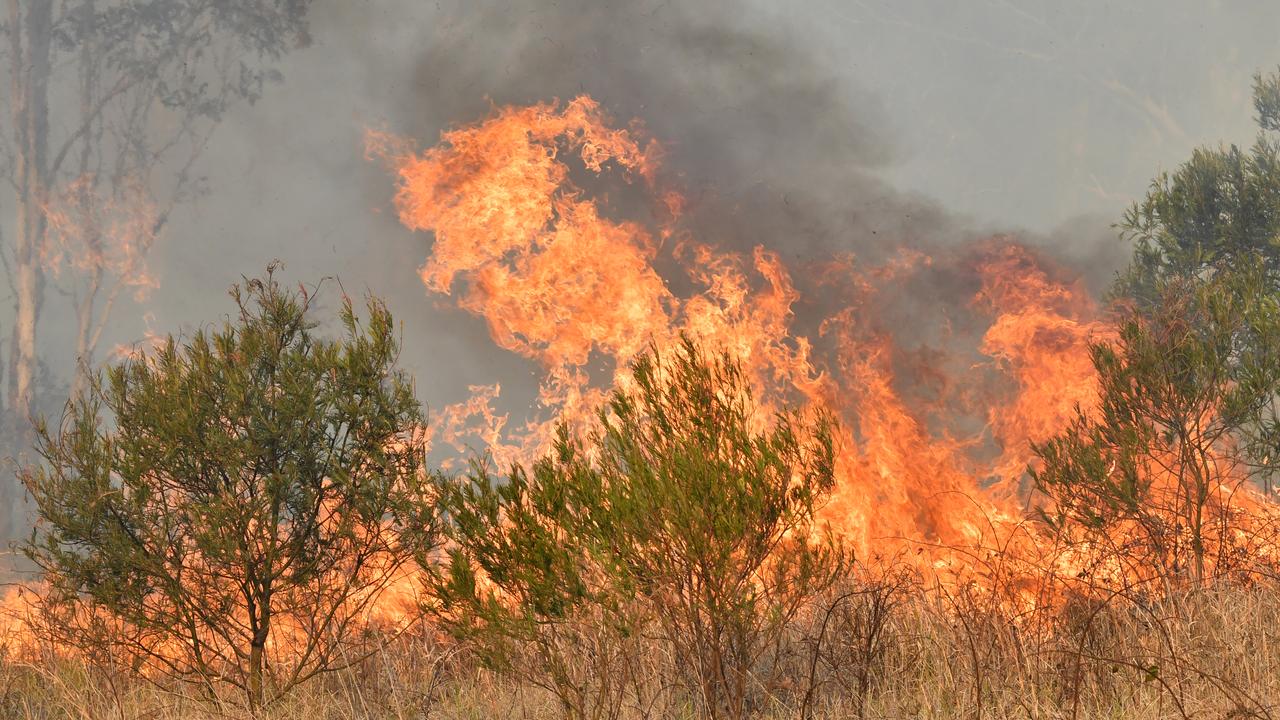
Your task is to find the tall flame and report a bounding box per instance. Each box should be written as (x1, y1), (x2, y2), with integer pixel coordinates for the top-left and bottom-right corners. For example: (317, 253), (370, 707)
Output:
(10, 95), (1277, 663)
(367, 95), (1122, 601)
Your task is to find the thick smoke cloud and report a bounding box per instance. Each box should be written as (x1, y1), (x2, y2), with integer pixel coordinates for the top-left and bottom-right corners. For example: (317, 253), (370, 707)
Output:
(384, 0), (952, 262)
(352, 0), (1123, 374)
(315, 0), (1131, 457)
(359, 0), (1126, 286)
(0, 0), (1131, 456)
(82, 0), (1127, 485)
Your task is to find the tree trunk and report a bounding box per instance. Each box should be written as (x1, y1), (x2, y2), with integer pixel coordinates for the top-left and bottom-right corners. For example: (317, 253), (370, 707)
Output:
(69, 0), (100, 403)
(248, 636), (266, 708)
(6, 0), (53, 537)
(248, 587), (272, 708)
(69, 269), (101, 401)
(7, 0), (52, 429)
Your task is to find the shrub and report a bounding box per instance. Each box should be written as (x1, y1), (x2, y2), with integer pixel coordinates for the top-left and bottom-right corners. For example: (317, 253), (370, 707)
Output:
(21, 265), (437, 707)
(1032, 259), (1280, 588)
(429, 337), (846, 720)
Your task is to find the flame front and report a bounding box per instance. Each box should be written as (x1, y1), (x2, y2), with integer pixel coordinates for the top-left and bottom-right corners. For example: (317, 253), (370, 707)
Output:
(368, 96), (1129, 604)
(8, 95), (1276, 663)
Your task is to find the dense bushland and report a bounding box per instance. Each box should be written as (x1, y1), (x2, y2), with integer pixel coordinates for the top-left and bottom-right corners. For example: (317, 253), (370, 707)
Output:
(10, 67), (1280, 720)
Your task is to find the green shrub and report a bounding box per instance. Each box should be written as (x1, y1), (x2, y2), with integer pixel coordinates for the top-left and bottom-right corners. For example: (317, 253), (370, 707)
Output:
(429, 337), (846, 720)
(22, 265), (437, 708)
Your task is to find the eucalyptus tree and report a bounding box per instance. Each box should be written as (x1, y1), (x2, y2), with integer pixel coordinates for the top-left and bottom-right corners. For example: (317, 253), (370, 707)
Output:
(2, 1), (314, 535)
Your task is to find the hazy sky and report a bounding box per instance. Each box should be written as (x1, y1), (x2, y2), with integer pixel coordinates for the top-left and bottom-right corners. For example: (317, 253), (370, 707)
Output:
(116, 0), (1280, 406)
(781, 1), (1278, 229)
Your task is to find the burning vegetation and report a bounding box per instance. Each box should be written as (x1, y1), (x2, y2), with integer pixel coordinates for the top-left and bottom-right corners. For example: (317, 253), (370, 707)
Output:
(367, 93), (1280, 608)
(5, 59), (1280, 720)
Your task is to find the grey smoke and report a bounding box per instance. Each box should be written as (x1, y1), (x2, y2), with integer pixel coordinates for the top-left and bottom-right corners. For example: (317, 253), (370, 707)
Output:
(7, 0), (1280, 550)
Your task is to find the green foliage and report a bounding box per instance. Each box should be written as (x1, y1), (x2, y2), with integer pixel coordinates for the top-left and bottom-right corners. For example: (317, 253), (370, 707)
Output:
(1254, 68), (1280, 133)
(585, 338), (843, 720)
(21, 265), (436, 707)
(430, 338), (845, 720)
(1062, 68), (1280, 589)
(431, 452), (636, 720)
(1117, 69), (1280, 303)
(1032, 260), (1280, 585)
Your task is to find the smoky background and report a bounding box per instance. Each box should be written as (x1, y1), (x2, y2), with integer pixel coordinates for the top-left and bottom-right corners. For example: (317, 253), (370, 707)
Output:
(3, 0), (1279, 545)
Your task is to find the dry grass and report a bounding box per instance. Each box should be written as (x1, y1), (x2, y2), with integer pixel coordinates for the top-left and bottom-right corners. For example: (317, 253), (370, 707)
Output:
(4, 581), (1280, 720)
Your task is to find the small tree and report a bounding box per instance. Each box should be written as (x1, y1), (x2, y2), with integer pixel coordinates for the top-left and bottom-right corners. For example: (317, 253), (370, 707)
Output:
(21, 265), (436, 707)
(431, 338), (844, 720)
(1032, 259), (1280, 588)
(431, 453), (640, 720)
(587, 338), (843, 720)
(1117, 69), (1280, 304)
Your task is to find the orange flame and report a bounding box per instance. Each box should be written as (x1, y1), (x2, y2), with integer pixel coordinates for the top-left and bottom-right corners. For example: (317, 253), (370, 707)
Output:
(42, 174), (159, 301)
(368, 96), (1119, 595)
(9, 94), (1279, 661)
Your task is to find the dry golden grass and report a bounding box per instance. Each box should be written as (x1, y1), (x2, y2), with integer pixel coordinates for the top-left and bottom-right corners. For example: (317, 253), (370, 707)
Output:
(3, 583), (1280, 719)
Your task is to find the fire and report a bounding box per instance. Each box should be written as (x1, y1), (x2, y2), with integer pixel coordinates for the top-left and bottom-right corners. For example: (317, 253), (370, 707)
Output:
(974, 243), (1108, 492)
(6, 93), (1279, 666)
(367, 96), (1118, 598)
(367, 95), (1280, 613)
(42, 173), (159, 301)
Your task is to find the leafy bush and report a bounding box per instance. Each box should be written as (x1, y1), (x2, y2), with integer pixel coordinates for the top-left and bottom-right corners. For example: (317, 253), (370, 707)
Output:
(22, 265), (437, 707)
(1032, 259), (1280, 587)
(429, 337), (845, 720)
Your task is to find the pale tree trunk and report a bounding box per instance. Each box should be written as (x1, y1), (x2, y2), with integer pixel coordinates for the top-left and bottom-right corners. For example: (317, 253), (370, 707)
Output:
(69, 270), (102, 401)
(7, 0), (52, 442)
(6, 0), (53, 540)
(69, 0), (101, 403)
